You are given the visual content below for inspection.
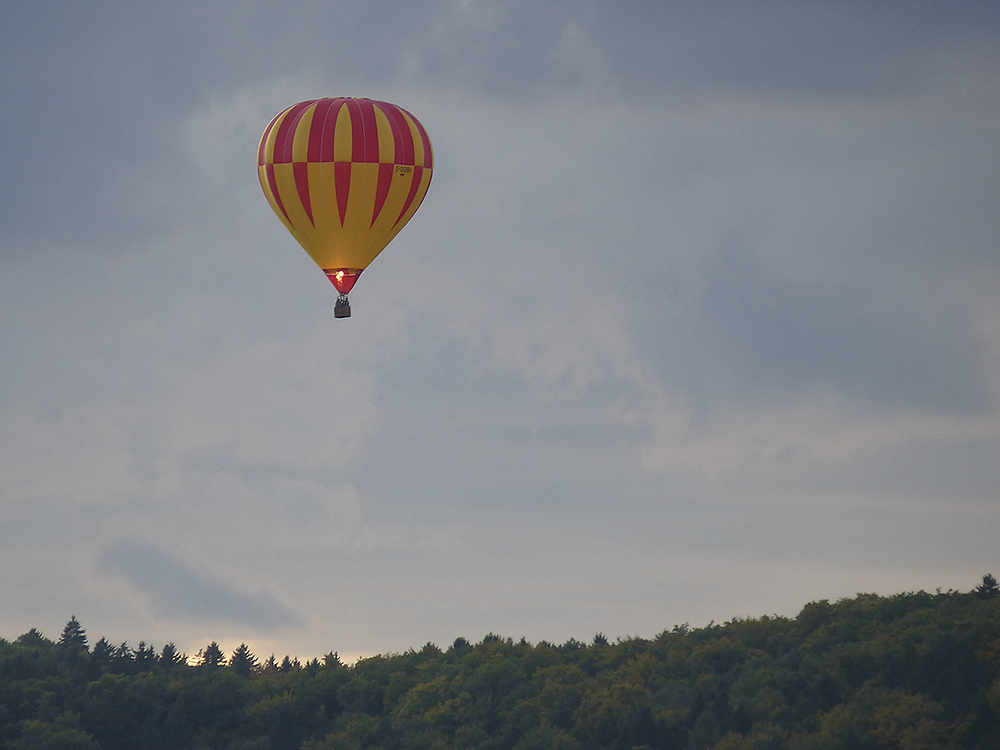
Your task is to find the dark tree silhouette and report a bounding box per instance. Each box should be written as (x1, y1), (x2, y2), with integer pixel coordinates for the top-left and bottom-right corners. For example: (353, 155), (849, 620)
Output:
(260, 654), (280, 674)
(198, 641), (225, 670)
(975, 573), (999, 598)
(58, 616), (88, 651)
(160, 642), (186, 668)
(3, 588), (1000, 749)
(92, 637), (114, 664)
(229, 643), (258, 677)
(134, 641), (156, 671)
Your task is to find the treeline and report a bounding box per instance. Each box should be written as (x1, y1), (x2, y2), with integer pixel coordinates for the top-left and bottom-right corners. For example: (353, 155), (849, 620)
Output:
(3, 577), (1000, 750)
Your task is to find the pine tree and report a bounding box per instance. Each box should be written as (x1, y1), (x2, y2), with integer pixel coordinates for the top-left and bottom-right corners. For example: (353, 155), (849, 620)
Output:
(58, 616), (88, 651)
(229, 643), (257, 677)
(198, 641), (225, 670)
(113, 642), (134, 674)
(92, 638), (114, 664)
(160, 643), (186, 668)
(260, 654), (280, 674)
(975, 573), (999, 598)
(134, 641), (156, 670)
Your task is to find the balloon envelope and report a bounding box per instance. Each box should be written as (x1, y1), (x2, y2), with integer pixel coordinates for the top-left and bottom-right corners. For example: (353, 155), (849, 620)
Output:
(258, 98), (433, 294)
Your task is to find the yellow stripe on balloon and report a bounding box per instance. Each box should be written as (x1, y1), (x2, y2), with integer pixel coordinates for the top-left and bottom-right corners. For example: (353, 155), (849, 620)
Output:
(333, 104), (353, 163)
(401, 110), (427, 167)
(307, 163), (338, 234)
(374, 105), (395, 164)
(291, 103), (316, 163)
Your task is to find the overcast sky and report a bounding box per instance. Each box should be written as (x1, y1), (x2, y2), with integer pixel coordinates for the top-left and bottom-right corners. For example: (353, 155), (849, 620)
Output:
(2, 0), (999, 662)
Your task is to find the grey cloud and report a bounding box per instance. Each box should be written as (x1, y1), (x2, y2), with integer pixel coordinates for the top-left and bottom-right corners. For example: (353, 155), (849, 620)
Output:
(383, 1), (1000, 102)
(594, 113), (1000, 417)
(99, 539), (302, 631)
(2, 0), (998, 657)
(0, 0), (377, 251)
(5, 0), (997, 253)
(669, 245), (990, 415)
(589, 1), (1000, 100)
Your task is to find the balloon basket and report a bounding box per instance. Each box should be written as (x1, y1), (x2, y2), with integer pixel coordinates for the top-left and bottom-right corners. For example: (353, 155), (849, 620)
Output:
(334, 294), (351, 319)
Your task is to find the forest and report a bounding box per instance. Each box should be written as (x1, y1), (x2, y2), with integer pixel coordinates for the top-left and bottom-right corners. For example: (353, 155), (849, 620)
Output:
(2, 576), (1000, 750)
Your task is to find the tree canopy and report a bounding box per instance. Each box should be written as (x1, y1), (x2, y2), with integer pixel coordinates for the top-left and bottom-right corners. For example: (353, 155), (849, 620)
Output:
(2, 577), (999, 749)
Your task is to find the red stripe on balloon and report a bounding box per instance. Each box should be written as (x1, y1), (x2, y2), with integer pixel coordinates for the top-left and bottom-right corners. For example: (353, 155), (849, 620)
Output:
(409, 109), (433, 169)
(376, 103), (404, 166)
(271, 101), (313, 164)
(345, 99), (365, 163)
(308, 98), (337, 163)
(357, 99), (379, 163)
(381, 103), (415, 165)
(394, 165), (423, 227)
(293, 162), (313, 225)
(265, 164), (293, 226)
(335, 162), (351, 226)
(371, 162), (394, 225)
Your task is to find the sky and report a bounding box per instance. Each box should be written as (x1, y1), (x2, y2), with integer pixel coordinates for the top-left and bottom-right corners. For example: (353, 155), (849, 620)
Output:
(1, 0), (999, 663)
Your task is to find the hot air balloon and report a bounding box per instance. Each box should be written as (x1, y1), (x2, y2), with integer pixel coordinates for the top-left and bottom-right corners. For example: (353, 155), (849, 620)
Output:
(258, 98), (433, 318)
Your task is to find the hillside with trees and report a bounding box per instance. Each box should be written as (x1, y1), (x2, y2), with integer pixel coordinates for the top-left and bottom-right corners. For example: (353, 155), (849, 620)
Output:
(2, 577), (1000, 749)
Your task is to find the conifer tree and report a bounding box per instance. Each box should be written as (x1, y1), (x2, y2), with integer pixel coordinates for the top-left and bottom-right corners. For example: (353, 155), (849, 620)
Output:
(198, 641), (225, 670)
(975, 573), (999, 598)
(134, 641), (156, 670)
(160, 642), (185, 668)
(92, 638), (114, 664)
(58, 616), (88, 651)
(229, 643), (257, 677)
(261, 654), (280, 674)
